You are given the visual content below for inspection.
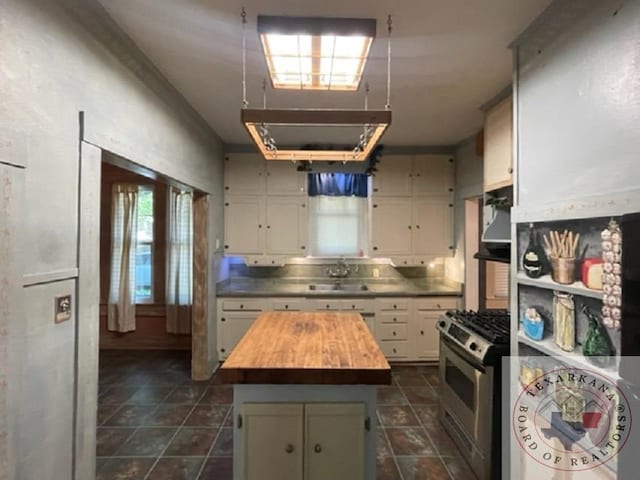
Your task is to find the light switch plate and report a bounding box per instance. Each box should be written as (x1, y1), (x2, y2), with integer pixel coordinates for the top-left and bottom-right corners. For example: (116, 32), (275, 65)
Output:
(55, 294), (72, 324)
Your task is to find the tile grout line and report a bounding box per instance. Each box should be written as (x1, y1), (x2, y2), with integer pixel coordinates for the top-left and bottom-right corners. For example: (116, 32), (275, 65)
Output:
(194, 400), (233, 480)
(395, 373), (457, 480)
(140, 387), (210, 480)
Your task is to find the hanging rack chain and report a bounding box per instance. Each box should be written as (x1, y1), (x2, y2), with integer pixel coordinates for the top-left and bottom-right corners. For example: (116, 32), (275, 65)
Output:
(385, 15), (392, 110)
(364, 81), (369, 110)
(262, 78), (267, 109)
(241, 7), (248, 108)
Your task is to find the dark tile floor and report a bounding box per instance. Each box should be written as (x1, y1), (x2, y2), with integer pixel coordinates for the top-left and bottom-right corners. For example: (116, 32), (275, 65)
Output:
(97, 350), (476, 480)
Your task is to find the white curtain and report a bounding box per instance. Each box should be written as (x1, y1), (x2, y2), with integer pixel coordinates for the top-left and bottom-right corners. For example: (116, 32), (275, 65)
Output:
(107, 184), (139, 332)
(166, 188), (193, 334)
(309, 195), (368, 257)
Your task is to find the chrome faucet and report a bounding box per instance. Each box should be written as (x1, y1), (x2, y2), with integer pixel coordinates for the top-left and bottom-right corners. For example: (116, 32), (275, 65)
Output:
(327, 258), (350, 278)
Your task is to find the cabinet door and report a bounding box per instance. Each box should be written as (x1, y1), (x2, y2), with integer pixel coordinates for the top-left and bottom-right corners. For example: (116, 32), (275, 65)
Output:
(484, 95), (513, 192)
(415, 312), (441, 360)
(305, 403), (365, 480)
(412, 197), (453, 256)
(225, 153), (266, 195)
(218, 311), (261, 358)
(266, 162), (306, 196)
(224, 195), (265, 254)
(412, 154), (454, 195)
(371, 155), (413, 196)
(244, 403), (304, 480)
(266, 196), (308, 255)
(371, 197), (412, 256)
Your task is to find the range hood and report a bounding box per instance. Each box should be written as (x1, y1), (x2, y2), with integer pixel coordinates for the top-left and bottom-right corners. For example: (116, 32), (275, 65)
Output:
(474, 242), (510, 264)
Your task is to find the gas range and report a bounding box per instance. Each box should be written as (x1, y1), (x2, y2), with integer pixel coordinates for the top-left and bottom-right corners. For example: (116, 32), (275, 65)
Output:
(436, 309), (511, 365)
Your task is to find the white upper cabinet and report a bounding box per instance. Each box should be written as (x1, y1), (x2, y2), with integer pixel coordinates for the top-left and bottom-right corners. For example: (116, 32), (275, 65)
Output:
(484, 95), (513, 192)
(371, 155), (413, 196)
(412, 197), (453, 256)
(224, 195), (265, 254)
(412, 154), (454, 196)
(225, 153), (266, 195)
(266, 162), (306, 196)
(371, 197), (413, 256)
(266, 196), (308, 255)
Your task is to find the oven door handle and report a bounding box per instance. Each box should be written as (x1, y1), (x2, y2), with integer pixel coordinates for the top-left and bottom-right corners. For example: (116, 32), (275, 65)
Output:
(441, 336), (486, 373)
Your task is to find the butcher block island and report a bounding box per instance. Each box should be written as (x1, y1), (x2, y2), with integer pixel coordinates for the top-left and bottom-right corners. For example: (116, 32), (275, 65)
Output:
(220, 311), (391, 480)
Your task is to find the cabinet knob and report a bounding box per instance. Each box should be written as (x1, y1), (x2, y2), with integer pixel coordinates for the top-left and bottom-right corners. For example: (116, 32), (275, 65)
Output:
(436, 304), (441, 309)
(373, 188), (379, 192)
(221, 348), (226, 352)
(352, 305), (356, 309)
(393, 331), (396, 336)
(408, 225), (412, 230)
(416, 225), (420, 229)
(416, 173), (421, 177)
(393, 304), (397, 309)
(301, 245), (306, 250)
(221, 317), (226, 322)
(286, 444), (294, 454)
(224, 186), (229, 190)
(420, 260), (425, 265)
(267, 225), (271, 229)
(224, 245), (229, 249)
(508, 167), (513, 174)
(373, 246), (378, 251)
(393, 317), (397, 322)
(326, 304), (330, 309)
(393, 348), (397, 353)
(420, 330), (424, 335)
(285, 305), (289, 309)
(258, 224), (262, 228)
(224, 202), (229, 206)
(240, 304), (244, 309)
(314, 444), (322, 453)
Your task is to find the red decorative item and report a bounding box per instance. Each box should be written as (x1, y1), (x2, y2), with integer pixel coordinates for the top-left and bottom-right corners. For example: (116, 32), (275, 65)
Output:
(582, 257), (603, 289)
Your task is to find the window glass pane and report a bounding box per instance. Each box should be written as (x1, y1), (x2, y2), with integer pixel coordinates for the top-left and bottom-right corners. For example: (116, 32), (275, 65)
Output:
(310, 195), (367, 257)
(135, 186), (153, 302)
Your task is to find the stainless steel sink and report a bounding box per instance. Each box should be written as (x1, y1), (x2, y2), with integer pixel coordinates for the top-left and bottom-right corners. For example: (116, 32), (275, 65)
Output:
(308, 283), (369, 292)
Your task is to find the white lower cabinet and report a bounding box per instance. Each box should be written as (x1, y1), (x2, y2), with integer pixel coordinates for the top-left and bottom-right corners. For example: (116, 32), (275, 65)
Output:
(218, 298), (268, 359)
(242, 403), (365, 480)
(412, 297), (459, 361)
(374, 298), (410, 360)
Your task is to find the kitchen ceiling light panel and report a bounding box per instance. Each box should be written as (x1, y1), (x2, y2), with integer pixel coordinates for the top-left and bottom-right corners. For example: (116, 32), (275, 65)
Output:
(258, 16), (376, 91)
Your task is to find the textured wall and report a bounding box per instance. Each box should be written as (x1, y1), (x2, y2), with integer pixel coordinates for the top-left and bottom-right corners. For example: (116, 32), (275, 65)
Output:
(445, 134), (484, 284)
(515, 0), (640, 206)
(0, 0), (224, 476)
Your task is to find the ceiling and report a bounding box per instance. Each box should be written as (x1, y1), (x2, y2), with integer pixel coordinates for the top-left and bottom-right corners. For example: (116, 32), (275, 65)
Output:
(99, 0), (551, 147)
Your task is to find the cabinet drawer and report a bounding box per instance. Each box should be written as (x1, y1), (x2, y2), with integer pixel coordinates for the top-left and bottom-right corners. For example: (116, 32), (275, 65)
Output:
(377, 312), (409, 325)
(311, 300), (342, 311)
(221, 299), (265, 311)
(377, 324), (408, 341)
(342, 299), (372, 312)
(414, 297), (458, 311)
(272, 298), (304, 311)
(379, 341), (409, 358)
(376, 299), (409, 311)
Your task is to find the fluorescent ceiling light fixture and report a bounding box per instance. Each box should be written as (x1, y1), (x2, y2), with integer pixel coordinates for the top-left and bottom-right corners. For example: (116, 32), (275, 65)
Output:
(257, 16), (376, 91)
(242, 108), (391, 162)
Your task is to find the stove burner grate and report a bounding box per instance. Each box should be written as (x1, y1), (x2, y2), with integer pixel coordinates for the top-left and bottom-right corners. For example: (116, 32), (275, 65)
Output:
(445, 309), (510, 345)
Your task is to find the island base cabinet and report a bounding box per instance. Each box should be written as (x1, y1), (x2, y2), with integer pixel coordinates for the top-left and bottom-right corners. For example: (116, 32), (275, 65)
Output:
(240, 402), (365, 480)
(304, 403), (365, 480)
(243, 403), (304, 480)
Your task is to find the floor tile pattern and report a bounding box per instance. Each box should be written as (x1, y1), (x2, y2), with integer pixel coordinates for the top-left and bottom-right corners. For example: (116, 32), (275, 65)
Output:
(97, 350), (476, 479)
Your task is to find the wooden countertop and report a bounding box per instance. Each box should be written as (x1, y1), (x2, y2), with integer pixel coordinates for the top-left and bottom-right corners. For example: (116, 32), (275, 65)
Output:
(220, 311), (391, 385)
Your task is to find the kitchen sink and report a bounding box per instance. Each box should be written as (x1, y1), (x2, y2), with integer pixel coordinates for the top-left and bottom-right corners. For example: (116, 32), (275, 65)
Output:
(308, 283), (369, 292)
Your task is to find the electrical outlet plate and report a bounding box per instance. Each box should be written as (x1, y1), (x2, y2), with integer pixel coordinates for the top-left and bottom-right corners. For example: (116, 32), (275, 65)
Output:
(55, 294), (72, 324)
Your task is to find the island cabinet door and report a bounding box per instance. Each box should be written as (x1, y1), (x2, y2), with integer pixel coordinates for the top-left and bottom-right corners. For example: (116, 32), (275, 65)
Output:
(304, 403), (365, 480)
(243, 403), (304, 480)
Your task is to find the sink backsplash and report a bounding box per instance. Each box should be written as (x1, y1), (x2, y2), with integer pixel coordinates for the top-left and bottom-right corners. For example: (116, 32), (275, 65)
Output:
(220, 259), (446, 282)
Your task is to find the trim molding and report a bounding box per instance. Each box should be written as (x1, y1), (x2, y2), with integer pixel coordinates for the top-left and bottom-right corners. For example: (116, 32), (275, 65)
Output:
(59, 0), (222, 148)
(23, 268), (79, 287)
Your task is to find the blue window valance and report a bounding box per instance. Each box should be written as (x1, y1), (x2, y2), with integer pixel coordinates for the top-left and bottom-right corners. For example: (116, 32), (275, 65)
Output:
(307, 173), (368, 197)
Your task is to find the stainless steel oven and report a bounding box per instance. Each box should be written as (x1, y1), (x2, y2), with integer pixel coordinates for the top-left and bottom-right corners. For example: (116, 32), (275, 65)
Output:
(436, 309), (510, 480)
(439, 337), (493, 480)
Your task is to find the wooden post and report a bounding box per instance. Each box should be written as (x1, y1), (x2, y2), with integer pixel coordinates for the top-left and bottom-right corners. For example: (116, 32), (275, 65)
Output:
(191, 193), (209, 380)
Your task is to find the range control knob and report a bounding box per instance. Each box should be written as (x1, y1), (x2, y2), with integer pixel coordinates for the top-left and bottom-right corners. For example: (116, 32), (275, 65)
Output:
(438, 321), (446, 329)
(469, 342), (478, 352)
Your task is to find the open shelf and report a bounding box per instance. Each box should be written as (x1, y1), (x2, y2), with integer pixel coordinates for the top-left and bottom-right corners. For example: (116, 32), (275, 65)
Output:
(517, 330), (620, 381)
(516, 272), (603, 300)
